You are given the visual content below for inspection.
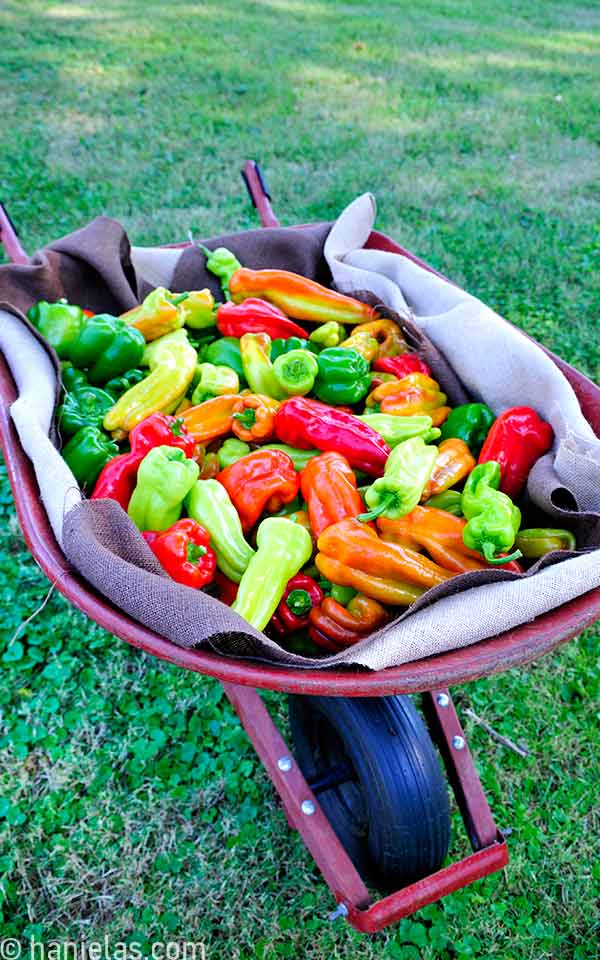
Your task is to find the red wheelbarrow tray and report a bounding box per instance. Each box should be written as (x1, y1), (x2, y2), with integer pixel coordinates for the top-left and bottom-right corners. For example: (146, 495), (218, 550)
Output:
(1, 228), (599, 698)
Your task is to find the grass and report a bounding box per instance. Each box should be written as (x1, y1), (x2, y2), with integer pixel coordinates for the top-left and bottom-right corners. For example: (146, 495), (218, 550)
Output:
(1, 0), (599, 955)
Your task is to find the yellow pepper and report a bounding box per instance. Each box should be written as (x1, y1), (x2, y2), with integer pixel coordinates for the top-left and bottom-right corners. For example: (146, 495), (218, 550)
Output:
(121, 287), (188, 342)
(178, 289), (216, 329)
(350, 318), (408, 359)
(103, 332), (197, 433)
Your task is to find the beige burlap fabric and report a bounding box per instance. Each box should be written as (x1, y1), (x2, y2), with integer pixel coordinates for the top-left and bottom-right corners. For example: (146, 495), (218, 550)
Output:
(1, 201), (599, 670)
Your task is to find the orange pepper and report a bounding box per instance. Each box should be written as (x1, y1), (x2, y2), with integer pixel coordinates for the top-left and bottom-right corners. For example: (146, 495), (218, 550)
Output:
(229, 268), (377, 324)
(317, 517), (454, 589)
(300, 451), (366, 538)
(421, 438), (475, 500)
(378, 506), (492, 574)
(315, 554), (425, 606)
(367, 372), (451, 426)
(231, 394), (279, 442)
(180, 394), (241, 443)
(350, 318), (408, 359)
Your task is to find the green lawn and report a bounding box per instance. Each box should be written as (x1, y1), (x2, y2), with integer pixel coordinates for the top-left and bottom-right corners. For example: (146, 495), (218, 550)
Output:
(1, 0), (599, 956)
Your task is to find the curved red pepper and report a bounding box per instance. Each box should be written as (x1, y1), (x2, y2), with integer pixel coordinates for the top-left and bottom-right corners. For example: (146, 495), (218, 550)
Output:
(270, 573), (324, 636)
(478, 406), (553, 500)
(92, 413), (195, 509)
(373, 355), (431, 378)
(145, 519), (216, 589)
(274, 397), (390, 477)
(217, 298), (308, 340)
(214, 571), (239, 605)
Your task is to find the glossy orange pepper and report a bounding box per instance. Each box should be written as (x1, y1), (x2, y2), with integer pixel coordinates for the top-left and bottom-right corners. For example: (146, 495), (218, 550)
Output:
(300, 451), (365, 538)
(309, 594), (388, 649)
(317, 517), (454, 589)
(218, 448), (299, 531)
(367, 373), (451, 426)
(229, 268), (377, 325)
(421, 438), (475, 500)
(350, 318), (408, 359)
(231, 394), (279, 442)
(315, 554), (425, 606)
(180, 394), (241, 443)
(377, 506), (522, 574)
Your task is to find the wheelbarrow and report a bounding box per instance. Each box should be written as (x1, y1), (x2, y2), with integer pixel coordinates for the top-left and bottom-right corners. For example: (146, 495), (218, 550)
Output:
(1, 162), (598, 934)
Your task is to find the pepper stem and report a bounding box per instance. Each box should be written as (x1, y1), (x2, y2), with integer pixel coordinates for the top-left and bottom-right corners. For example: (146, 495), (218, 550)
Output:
(170, 292), (189, 306)
(233, 408), (257, 429)
(482, 543), (523, 565)
(186, 542), (207, 564)
(285, 589), (312, 617)
(357, 495), (394, 523)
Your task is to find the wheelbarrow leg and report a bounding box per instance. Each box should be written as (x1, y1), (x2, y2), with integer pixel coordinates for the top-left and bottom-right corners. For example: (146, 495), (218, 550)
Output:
(221, 680), (508, 933)
(241, 161), (281, 228)
(0, 203), (29, 264)
(220, 680), (371, 910)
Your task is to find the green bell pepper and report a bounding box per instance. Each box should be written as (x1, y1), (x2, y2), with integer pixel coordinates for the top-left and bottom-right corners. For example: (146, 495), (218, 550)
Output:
(201, 337), (246, 382)
(358, 413), (441, 447)
(309, 321), (346, 348)
(440, 403), (495, 455)
(330, 584), (357, 605)
(185, 478), (254, 582)
(217, 438), (251, 470)
(61, 425), (119, 491)
(313, 347), (371, 405)
(231, 517), (313, 630)
(104, 368), (145, 398)
(260, 444), (319, 471)
(199, 244), (242, 300)
(28, 300), (85, 359)
(191, 363), (239, 405)
(462, 461), (522, 564)
(359, 437), (438, 522)
(270, 337), (319, 362)
(69, 313), (146, 385)
(515, 527), (576, 558)
(61, 363), (88, 392)
(273, 349), (319, 396)
(128, 446), (199, 532)
(58, 385), (115, 438)
(187, 326), (219, 354)
(426, 490), (464, 516)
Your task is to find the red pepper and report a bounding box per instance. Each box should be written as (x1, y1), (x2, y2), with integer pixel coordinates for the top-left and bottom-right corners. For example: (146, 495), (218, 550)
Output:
(217, 298), (308, 340)
(274, 397), (391, 477)
(91, 413), (196, 509)
(145, 519), (216, 589)
(215, 571), (239, 605)
(373, 354), (431, 379)
(478, 406), (553, 499)
(270, 573), (324, 636)
(217, 448), (300, 531)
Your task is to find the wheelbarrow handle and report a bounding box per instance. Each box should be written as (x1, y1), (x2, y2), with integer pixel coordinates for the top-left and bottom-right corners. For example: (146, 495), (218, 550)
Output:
(0, 202), (29, 264)
(241, 160), (280, 228)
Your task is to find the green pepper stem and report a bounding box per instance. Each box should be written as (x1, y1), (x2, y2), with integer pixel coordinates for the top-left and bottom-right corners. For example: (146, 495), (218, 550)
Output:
(285, 588), (312, 617)
(357, 495), (394, 523)
(170, 292), (189, 306)
(186, 542), (207, 563)
(233, 408), (257, 429)
(482, 543), (523, 565)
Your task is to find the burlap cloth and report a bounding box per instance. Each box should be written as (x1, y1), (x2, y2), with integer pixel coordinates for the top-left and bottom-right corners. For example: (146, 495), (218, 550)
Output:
(1, 198), (599, 670)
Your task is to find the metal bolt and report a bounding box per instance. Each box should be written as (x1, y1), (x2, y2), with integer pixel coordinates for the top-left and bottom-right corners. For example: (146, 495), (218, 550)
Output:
(301, 799), (316, 816)
(277, 756), (292, 772)
(452, 735), (465, 750)
(436, 692), (450, 708)
(328, 902), (349, 921)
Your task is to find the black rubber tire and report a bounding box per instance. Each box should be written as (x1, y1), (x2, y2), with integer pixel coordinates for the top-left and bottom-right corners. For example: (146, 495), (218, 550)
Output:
(288, 694), (451, 890)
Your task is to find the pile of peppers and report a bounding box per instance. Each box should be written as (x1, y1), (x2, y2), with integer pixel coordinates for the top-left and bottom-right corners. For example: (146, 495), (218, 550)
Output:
(30, 247), (573, 655)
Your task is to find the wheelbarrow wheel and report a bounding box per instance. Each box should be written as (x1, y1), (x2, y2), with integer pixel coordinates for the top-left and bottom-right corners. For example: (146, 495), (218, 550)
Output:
(288, 694), (451, 890)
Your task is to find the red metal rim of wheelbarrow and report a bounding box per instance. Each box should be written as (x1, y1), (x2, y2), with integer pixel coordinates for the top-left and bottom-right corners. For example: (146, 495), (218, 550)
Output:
(1, 228), (599, 697)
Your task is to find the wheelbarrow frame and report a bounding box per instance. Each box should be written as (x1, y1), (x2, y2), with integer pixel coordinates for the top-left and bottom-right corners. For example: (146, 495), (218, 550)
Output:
(0, 164), (598, 932)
